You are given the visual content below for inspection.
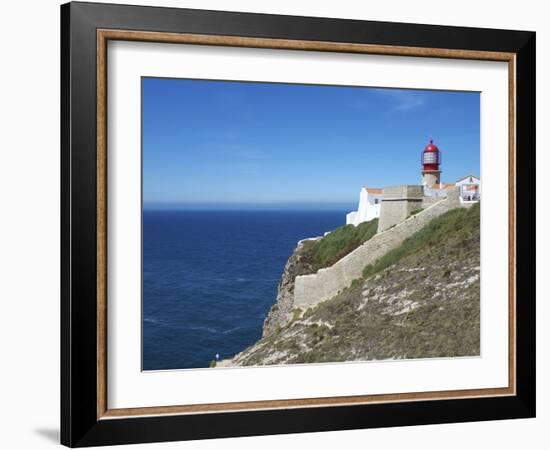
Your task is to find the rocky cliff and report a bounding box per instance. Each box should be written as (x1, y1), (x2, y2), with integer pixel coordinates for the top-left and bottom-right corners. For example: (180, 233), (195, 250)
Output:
(261, 238), (318, 337)
(225, 203), (480, 367)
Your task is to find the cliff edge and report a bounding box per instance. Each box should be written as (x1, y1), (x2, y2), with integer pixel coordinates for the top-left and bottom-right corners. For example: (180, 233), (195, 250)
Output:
(261, 238), (318, 337)
(224, 203), (480, 367)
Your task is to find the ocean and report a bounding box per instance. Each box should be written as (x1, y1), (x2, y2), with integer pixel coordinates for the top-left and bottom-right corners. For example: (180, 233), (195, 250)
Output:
(143, 209), (346, 370)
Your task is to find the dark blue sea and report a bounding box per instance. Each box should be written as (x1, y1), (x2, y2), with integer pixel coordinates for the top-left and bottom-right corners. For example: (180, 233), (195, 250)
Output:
(143, 210), (346, 370)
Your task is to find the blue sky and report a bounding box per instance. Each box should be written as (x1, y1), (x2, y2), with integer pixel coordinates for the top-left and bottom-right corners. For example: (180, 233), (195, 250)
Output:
(142, 77), (479, 210)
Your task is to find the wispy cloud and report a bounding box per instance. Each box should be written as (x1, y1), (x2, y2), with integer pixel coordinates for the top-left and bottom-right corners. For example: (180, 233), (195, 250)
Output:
(346, 88), (427, 114)
(390, 92), (426, 111)
(373, 89), (427, 113)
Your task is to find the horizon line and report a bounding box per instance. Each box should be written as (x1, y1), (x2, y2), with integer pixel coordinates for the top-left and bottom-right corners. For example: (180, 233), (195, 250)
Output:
(143, 201), (356, 211)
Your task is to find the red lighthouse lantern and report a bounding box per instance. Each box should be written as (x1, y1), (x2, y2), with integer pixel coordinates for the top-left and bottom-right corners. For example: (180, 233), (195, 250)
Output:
(421, 139), (442, 187)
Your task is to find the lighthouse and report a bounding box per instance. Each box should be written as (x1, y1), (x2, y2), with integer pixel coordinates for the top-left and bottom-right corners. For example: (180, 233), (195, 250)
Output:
(421, 139), (441, 187)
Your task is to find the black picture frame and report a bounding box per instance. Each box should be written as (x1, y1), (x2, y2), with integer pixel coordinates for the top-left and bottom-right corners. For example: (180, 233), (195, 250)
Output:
(61, 1), (535, 447)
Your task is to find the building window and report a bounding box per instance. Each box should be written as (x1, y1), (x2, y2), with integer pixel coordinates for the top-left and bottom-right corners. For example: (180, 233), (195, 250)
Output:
(374, 199), (379, 204)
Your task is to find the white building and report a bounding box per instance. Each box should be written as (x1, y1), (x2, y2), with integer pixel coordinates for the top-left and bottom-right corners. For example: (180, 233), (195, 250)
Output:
(422, 182), (457, 198)
(346, 141), (480, 227)
(423, 176), (481, 203)
(456, 175), (481, 203)
(346, 175), (481, 227)
(346, 187), (383, 226)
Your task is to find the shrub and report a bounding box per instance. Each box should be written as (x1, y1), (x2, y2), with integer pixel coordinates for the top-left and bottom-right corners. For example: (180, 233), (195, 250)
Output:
(362, 203), (480, 280)
(299, 218), (379, 272)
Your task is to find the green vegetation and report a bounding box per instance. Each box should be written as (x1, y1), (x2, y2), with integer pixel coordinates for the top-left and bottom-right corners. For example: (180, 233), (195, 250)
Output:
(299, 218), (379, 272)
(291, 308), (302, 322)
(362, 203), (479, 280)
(302, 308), (314, 319)
(232, 203), (481, 367)
(291, 280), (480, 363)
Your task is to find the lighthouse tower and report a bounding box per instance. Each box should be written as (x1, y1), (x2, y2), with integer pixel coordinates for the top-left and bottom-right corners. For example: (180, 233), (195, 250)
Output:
(421, 139), (441, 187)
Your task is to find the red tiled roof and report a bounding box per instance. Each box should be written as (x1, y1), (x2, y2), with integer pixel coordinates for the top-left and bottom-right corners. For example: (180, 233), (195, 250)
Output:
(364, 187), (383, 194)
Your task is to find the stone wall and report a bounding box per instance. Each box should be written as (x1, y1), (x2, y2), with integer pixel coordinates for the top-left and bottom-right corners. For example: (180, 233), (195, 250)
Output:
(377, 185), (424, 233)
(421, 196), (442, 209)
(293, 188), (461, 308)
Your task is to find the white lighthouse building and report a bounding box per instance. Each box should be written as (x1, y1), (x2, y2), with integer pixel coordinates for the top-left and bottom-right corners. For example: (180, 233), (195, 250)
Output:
(345, 188), (383, 226)
(346, 139), (480, 227)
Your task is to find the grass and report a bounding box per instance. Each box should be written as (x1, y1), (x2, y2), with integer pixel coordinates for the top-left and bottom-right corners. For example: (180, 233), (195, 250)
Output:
(235, 203), (481, 366)
(291, 308), (302, 321)
(299, 218), (379, 272)
(287, 203), (481, 363)
(362, 203), (480, 280)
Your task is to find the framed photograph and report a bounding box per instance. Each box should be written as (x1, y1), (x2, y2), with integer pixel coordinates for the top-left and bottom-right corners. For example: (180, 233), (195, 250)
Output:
(61, 1), (536, 447)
